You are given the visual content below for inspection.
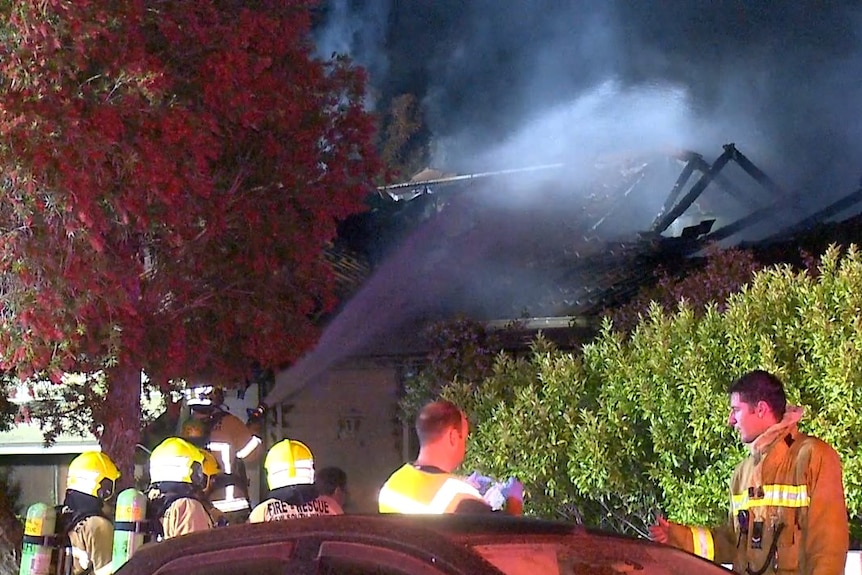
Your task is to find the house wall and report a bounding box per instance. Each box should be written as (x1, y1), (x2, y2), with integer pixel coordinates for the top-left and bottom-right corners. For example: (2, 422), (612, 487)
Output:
(270, 359), (406, 513)
(1, 454), (75, 513)
(0, 420), (101, 513)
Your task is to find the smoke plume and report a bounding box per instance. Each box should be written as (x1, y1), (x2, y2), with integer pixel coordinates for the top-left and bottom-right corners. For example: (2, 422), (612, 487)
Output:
(318, 1), (862, 200)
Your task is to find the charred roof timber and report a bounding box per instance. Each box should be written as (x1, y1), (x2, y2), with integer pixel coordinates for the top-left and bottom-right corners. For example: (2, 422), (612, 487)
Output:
(760, 181), (862, 245)
(375, 144), (800, 249)
(648, 143), (781, 235)
(376, 163), (566, 200)
(660, 151), (765, 215)
(337, 145), (862, 329)
(373, 145), (862, 252)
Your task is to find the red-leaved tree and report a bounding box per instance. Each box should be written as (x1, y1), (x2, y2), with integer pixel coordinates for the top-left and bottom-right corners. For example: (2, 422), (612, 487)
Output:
(0, 0), (378, 480)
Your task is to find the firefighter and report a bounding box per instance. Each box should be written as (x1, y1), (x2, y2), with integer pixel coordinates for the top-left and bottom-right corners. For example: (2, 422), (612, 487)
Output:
(182, 385), (263, 524)
(649, 370), (848, 575)
(378, 400), (524, 515)
(248, 439), (343, 522)
(146, 437), (214, 539)
(199, 449), (228, 527)
(59, 451), (120, 575)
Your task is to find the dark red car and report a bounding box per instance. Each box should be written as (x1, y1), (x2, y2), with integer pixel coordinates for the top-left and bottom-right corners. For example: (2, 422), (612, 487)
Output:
(114, 514), (731, 575)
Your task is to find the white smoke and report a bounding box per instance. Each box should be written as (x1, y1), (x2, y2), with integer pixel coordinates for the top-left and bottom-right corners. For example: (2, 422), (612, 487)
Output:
(314, 0), (391, 106)
(464, 81), (695, 169)
(316, 1), (862, 201)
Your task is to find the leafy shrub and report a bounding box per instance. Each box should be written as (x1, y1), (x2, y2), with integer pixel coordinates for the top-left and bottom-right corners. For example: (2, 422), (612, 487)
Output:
(0, 469), (22, 574)
(435, 245), (862, 535)
(398, 316), (506, 423)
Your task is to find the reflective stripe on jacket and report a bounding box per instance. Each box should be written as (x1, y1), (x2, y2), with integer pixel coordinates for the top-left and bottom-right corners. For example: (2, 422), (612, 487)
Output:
(206, 412), (261, 512)
(248, 495), (343, 522)
(378, 463), (486, 514)
(667, 428), (848, 575)
(688, 526), (715, 561)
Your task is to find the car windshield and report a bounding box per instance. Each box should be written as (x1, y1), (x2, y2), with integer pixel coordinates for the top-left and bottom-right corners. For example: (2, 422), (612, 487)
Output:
(472, 540), (728, 575)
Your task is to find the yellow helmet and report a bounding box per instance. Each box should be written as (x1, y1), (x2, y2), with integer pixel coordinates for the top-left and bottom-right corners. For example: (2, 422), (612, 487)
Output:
(149, 437), (206, 489)
(201, 449), (220, 480)
(67, 451), (121, 500)
(264, 439), (314, 489)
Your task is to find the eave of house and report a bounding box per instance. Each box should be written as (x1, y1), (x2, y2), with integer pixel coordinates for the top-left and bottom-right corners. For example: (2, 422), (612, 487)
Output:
(333, 145), (862, 326)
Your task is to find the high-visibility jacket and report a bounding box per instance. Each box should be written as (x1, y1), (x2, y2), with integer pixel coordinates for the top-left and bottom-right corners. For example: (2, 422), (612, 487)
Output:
(666, 426), (848, 575)
(378, 464), (490, 514)
(248, 494), (342, 523)
(205, 411), (262, 515)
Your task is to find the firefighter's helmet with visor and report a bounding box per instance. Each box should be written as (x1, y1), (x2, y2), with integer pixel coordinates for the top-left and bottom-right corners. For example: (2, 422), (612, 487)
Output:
(185, 385), (224, 408)
(149, 437), (207, 490)
(67, 451), (121, 501)
(265, 439), (315, 489)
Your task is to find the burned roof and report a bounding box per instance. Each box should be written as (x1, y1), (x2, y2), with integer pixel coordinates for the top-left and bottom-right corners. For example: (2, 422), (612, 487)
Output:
(324, 143), (862, 359)
(266, 144), (861, 402)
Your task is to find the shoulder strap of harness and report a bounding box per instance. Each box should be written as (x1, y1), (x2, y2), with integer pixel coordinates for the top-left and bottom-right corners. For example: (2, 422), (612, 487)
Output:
(147, 492), (205, 538)
(56, 505), (103, 539)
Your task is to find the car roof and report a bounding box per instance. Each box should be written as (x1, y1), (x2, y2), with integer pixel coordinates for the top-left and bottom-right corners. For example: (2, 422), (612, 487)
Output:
(119, 514), (522, 575)
(126, 513), (579, 554)
(117, 514), (727, 575)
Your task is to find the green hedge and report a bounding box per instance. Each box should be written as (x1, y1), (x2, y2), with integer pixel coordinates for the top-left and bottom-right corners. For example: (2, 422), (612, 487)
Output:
(438, 245), (862, 535)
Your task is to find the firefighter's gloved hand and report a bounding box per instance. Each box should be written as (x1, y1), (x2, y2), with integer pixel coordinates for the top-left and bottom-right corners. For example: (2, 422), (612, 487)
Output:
(246, 403), (267, 426)
(483, 484), (507, 511)
(465, 471), (494, 494)
(501, 477), (525, 503)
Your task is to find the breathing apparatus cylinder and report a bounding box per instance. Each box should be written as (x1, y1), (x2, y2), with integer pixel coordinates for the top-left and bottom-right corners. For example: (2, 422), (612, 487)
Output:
(111, 488), (149, 570)
(18, 502), (56, 575)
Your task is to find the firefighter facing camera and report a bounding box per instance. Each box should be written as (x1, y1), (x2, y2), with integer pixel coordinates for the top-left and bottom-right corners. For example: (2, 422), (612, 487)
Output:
(60, 451), (120, 575)
(248, 439), (343, 522)
(180, 385), (263, 524)
(146, 437), (214, 539)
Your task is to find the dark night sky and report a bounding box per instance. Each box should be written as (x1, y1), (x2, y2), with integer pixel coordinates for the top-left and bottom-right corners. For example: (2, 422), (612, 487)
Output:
(316, 1), (862, 206)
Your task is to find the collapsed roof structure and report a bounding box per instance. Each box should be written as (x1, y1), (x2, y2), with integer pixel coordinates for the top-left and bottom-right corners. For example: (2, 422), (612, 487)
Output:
(337, 143), (862, 325)
(269, 143), (862, 402)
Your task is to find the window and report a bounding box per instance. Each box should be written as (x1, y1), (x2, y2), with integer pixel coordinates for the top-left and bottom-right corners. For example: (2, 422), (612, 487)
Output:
(317, 542), (450, 575)
(319, 557), (417, 575)
(154, 542), (294, 575)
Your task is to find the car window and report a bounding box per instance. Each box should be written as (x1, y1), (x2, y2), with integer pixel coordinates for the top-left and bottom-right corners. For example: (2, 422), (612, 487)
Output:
(317, 541), (457, 575)
(158, 557), (289, 575)
(153, 542), (295, 575)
